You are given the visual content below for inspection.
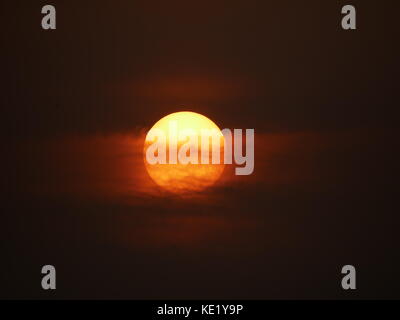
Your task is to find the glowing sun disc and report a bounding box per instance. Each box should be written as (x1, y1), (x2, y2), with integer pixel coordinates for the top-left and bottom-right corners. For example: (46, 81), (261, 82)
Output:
(144, 111), (225, 194)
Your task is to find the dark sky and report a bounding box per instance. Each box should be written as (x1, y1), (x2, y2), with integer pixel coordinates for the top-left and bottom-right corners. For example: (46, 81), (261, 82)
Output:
(1, 0), (400, 299)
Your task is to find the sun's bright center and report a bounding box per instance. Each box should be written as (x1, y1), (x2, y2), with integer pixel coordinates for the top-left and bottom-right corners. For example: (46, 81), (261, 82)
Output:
(144, 111), (225, 194)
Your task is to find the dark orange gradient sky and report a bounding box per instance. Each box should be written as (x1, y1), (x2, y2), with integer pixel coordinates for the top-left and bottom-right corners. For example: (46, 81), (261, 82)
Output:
(2, 0), (400, 299)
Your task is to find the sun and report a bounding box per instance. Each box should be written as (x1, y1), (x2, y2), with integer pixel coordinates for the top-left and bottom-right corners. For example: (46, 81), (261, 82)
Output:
(144, 111), (225, 194)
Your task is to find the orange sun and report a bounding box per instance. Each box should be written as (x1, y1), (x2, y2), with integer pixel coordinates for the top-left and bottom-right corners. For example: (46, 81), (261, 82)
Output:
(144, 111), (225, 194)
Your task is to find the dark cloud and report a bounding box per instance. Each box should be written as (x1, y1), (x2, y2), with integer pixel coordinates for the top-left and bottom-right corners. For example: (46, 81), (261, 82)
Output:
(3, 128), (400, 298)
